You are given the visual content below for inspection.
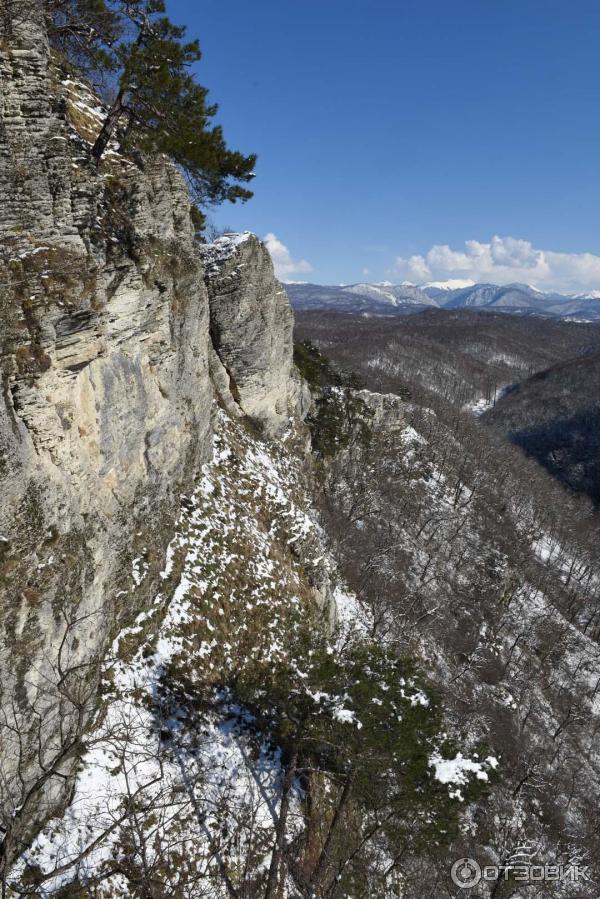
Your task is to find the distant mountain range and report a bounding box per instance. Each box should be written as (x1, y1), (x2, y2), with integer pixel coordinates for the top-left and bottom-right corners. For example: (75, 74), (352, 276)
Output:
(285, 280), (600, 321)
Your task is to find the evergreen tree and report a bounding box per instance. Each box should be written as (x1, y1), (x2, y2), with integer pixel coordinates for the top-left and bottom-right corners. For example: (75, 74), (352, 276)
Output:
(47, 0), (255, 212)
(231, 630), (472, 897)
(46, 0), (121, 79)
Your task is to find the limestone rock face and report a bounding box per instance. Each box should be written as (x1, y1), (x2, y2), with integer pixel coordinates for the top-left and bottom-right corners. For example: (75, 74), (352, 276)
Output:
(0, 5), (304, 850)
(354, 389), (406, 431)
(0, 5), (212, 673)
(203, 233), (310, 432)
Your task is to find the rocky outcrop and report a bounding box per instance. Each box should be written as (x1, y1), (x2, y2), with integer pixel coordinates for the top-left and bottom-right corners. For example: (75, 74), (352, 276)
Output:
(203, 232), (309, 431)
(354, 389), (406, 430)
(0, 6), (215, 850)
(0, 4), (304, 856)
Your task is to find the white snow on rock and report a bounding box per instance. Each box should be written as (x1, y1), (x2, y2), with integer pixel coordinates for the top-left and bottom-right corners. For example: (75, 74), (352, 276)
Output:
(11, 408), (321, 895)
(333, 585), (372, 638)
(202, 231), (254, 270)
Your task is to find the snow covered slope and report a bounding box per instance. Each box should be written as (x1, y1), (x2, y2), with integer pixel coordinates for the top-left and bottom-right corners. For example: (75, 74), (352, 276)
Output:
(11, 406), (493, 896)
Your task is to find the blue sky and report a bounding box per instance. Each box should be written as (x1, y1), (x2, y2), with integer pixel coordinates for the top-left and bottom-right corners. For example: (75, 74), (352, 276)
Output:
(169, 0), (600, 291)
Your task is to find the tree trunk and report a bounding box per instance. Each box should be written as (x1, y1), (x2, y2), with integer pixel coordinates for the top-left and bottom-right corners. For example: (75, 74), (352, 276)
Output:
(307, 772), (354, 896)
(264, 747), (298, 899)
(91, 90), (125, 162)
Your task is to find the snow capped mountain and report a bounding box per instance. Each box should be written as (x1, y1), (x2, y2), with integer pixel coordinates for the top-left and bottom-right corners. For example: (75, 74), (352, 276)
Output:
(285, 281), (438, 314)
(426, 282), (572, 311)
(431, 283), (506, 307)
(285, 279), (600, 321)
(342, 283), (399, 302)
(342, 282), (437, 306)
(571, 289), (600, 299)
(422, 278), (475, 291)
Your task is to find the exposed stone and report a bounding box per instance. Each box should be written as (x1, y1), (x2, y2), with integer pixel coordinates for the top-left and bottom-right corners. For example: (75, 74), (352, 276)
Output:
(0, 3), (306, 855)
(202, 232), (310, 432)
(354, 389), (406, 430)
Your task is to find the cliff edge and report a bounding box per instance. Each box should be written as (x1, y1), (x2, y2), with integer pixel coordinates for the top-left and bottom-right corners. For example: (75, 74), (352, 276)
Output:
(0, 4), (305, 856)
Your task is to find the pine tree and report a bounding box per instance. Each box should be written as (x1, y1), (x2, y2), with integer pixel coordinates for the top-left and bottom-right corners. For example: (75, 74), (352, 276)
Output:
(47, 0), (256, 211)
(46, 0), (121, 79)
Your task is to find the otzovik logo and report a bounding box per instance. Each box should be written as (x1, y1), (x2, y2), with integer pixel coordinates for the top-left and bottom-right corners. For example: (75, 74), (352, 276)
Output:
(451, 857), (592, 889)
(451, 858), (482, 888)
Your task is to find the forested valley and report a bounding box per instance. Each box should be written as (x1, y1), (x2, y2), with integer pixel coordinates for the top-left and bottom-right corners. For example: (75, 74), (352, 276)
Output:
(294, 309), (600, 894)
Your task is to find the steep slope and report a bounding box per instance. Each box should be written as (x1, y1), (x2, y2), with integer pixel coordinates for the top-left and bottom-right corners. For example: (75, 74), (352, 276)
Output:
(202, 234), (308, 430)
(10, 408), (335, 895)
(296, 321), (600, 895)
(2, 11), (484, 895)
(3, 6), (600, 897)
(484, 351), (600, 505)
(0, 8), (304, 866)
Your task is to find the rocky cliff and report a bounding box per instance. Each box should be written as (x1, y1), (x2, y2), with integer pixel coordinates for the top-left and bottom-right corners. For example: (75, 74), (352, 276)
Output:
(0, 5), (305, 858)
(203, 233), (308, 430)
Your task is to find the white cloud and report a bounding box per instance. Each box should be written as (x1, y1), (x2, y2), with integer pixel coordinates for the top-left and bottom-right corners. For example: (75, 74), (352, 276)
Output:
(362, 267), (370, 275)
(394, 235), (600, 293)
(263, 233), (313, 279)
